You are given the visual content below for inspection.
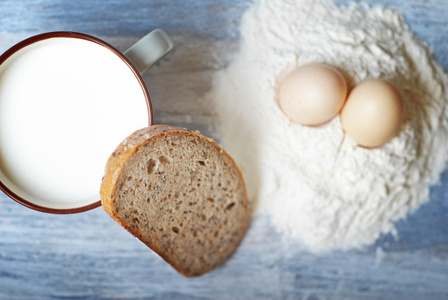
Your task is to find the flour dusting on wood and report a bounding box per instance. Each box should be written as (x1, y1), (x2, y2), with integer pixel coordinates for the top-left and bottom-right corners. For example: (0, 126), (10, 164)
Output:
(208, 0), (448, 252)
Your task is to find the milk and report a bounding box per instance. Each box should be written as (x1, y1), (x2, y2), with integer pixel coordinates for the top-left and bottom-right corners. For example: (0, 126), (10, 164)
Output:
(0, 38), (149, 209)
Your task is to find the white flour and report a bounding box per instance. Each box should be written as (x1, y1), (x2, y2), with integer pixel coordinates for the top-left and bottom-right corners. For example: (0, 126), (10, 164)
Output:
(209, 0), (448, 252)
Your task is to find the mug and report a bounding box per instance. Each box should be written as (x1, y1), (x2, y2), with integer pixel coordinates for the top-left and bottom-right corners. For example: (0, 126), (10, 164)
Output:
(0, 29), (173, 214)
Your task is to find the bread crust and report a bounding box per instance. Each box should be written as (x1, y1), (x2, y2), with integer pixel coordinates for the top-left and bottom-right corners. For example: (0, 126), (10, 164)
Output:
(100, 125), (249, 277)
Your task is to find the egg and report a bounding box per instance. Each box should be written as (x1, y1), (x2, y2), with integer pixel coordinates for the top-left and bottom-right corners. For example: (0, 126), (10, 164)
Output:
(340, 79), (405, 148)
(277, 63), (348, 126)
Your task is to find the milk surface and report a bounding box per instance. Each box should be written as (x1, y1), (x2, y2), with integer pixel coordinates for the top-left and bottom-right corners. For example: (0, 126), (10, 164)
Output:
(0, 37), (149, 208)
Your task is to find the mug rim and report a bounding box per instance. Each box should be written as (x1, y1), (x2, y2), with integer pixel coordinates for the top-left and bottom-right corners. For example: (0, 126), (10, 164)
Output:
(0, 31), (154, 214)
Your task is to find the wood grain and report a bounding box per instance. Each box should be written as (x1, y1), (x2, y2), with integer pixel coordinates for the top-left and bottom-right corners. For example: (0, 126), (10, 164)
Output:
(1, 0), (448, 299)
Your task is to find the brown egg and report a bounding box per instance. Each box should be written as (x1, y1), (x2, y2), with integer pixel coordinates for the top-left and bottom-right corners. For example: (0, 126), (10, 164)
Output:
(277, 63), (348, 126)
(340, 79), (405, 148)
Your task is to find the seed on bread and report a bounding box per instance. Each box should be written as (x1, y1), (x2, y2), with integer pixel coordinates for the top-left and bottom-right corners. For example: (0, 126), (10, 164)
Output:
(100, 125), (249, 277)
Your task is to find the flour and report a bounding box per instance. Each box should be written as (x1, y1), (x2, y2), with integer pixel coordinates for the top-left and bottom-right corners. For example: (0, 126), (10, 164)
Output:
(209, 0), (448, 252)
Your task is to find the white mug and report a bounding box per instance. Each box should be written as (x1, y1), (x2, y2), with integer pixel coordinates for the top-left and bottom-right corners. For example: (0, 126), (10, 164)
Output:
(0, 29), (173, 213)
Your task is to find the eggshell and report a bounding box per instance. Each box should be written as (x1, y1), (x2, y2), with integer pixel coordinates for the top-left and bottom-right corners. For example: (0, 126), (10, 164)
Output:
(340, 79), (404, 148)
(277, 63), (348, 126)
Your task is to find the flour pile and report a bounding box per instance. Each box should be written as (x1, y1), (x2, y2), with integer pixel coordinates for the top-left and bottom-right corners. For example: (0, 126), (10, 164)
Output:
(209, 0), (448, 252)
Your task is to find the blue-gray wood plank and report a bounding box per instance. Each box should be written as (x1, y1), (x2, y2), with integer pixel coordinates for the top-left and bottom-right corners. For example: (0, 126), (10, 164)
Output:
(1, 0), (448, 299)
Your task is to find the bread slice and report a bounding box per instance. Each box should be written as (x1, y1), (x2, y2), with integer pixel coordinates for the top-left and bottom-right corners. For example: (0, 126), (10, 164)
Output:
(100, 125), (249, 277)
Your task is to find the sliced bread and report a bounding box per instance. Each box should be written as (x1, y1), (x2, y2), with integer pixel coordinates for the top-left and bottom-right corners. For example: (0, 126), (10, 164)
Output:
(100, 125), (249, 277)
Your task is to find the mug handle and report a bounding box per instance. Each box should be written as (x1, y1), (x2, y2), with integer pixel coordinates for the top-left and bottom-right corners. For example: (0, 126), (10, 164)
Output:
(124, 29), (173, 74)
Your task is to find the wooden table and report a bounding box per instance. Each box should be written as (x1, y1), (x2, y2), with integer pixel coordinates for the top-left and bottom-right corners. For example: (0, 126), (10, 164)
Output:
(1, 0), (447, 299)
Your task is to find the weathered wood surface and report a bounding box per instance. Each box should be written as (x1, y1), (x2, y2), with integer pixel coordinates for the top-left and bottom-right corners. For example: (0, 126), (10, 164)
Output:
(1, 0), (448, 299)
